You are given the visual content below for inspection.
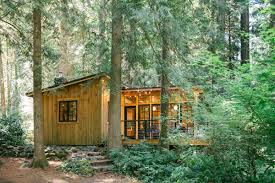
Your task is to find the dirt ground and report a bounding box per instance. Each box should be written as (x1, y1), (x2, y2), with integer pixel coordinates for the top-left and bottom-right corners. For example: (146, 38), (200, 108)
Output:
(0, 158), (139, 183)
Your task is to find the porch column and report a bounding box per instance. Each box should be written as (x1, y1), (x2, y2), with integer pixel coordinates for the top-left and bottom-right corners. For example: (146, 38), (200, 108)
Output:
(136, 94), (139, 139)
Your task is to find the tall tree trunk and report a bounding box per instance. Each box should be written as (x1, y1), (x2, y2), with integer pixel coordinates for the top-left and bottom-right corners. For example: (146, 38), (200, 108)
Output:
(0, 38), (6, 118)
(31, 6), (48, 168)
(125, 18), (137, 85)
(6, 42), (12, 115)
(160, 17), (169, 144)
(98, 0), (107, 72)
(108, 0), (122, 149)
(240, 4), (249, 65)
(58, 0), (72, 78)
(270, 0), (275, 28)
(216, 0), (226, 54)
(14, 48), (20, 113)
(228, 12), (234, 69)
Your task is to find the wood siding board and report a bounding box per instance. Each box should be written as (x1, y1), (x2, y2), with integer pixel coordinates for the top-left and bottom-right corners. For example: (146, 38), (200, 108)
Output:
(48, 95), (53, 144)
(52, 95), (57, 144)
(43, 95), (48, 144)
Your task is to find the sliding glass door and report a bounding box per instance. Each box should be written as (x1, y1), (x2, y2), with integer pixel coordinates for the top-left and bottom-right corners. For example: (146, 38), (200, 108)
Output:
(138, 105), (150, 139)
(124, 106), (136, 139)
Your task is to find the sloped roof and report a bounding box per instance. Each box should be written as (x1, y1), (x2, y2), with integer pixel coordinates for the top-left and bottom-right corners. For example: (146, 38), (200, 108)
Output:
(26, 72), (109, 97)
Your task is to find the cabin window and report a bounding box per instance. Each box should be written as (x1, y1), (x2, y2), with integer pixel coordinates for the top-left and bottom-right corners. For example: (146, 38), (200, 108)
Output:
(125, 95), (137, 106)
(59, 101), (77, 122)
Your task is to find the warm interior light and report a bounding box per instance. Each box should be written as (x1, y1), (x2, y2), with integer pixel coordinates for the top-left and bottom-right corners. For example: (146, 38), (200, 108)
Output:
(153, 106), (157, 111)
(173, 105), (178, 111)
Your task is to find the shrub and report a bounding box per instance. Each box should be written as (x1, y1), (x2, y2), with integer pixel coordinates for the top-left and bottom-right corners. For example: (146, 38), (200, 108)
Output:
(110, 143), (179, 183)
(60, 158), (94, 176)
(0, 114), (25, 145)
(110, 143), (274, 183)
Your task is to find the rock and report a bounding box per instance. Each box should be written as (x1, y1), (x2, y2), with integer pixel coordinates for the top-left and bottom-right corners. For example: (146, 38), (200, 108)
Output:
(64, 149), (71, 154)
(7, 145), (14, 149)
(26, 153), (33, 158)
(45, 152), (56, 158)
(56, 152), (67, 159)
(71, 147), (78, 153)
(87, 152), (101, 156)
(1, 144), (7, 148)
(20, 160), (31, 168)
(94, 155), (106, 160)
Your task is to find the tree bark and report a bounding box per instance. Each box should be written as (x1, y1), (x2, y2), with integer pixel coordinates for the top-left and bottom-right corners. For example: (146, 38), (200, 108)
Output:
(160, 16), (169, 144)
(6, 42), (12, 115)
(97, 0), (107, 72)
(228, 12), (234, 69)
(31, 6), (48, 168)
(58, 0), (72, 78)
(108, 0), (122, 149)
(240, 5), (249, 65)
(14, 48), (20, 113)
(0, 38), (6, 118)
(270, 0), (275, 28)
(214, 0), (226, 54)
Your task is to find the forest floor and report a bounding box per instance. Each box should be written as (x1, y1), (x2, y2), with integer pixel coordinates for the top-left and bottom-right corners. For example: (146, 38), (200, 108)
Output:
(0, 158), (139, 183)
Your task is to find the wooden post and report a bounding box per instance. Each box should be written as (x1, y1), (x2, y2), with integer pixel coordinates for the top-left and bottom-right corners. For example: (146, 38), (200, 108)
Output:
(136, 94), (139, 140)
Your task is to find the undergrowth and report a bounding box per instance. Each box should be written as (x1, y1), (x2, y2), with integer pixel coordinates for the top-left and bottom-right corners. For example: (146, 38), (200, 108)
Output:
(60, 158), (94, 176)
(109, 143), (274, 183)
(0, 114), (25, 145)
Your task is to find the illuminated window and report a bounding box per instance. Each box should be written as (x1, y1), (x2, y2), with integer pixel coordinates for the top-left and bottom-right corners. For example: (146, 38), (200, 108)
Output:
(59, 101), (77, 122)
(125, 95), (136, 106)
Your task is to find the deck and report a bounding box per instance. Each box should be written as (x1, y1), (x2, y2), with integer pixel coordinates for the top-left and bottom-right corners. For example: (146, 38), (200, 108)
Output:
(122, 138), (208, 146)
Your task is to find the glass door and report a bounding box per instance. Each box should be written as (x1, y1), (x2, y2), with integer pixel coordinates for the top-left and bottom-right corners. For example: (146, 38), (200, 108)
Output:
(138, 105), (150, 139)
(151, 104), (160, 139)
(124, 106), (136, 139)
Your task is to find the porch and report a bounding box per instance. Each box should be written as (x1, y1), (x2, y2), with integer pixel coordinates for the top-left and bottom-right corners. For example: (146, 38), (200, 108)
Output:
(120, 87), (206, 145)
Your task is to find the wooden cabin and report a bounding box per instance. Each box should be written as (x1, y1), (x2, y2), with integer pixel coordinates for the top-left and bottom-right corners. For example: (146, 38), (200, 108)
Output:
(27, 73), (205, 146)
(27, 73), (110, 145)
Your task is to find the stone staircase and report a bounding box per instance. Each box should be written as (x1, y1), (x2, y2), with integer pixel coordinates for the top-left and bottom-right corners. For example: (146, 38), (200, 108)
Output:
(88, 151), (113, 171)
(69, 147), (113, 172)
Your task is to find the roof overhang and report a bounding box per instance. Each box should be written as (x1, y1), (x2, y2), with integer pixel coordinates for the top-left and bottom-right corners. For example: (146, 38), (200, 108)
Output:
(26, 73), (109, 97)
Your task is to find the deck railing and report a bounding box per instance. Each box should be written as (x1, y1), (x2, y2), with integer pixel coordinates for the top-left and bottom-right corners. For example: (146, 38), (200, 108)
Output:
(122, 120), (192, 140)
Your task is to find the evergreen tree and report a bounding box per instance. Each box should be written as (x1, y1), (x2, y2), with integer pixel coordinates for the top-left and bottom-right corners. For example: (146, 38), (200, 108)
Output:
(31, 2), (48, 168)
(108, 0), (123, 149)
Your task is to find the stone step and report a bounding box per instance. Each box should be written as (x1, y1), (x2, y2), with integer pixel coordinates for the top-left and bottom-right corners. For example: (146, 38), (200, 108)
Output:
(92, 165), (113, 172)
(87, 152), (101, 156)
(91, 159), (112, 166)
(93, 155), (106, 160)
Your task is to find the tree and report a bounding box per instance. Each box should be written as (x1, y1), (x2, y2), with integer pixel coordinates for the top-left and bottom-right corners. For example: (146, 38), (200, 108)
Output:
(160, 16), (169, 142)
(31, 4), (48, 168)
(0, 38), (6, 118)
(97, 0), (108, 72)
(271, 0), (275, 28)
(58, 0), (72, 78)
(240, 1), (250, 65)
(108, 0), (122, 149)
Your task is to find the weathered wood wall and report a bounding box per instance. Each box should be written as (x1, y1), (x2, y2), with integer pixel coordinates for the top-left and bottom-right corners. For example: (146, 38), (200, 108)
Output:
(42, 78), (108, 145)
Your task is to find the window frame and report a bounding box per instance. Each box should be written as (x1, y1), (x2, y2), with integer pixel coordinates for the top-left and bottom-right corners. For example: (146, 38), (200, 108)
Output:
(58, 100), (78, 123)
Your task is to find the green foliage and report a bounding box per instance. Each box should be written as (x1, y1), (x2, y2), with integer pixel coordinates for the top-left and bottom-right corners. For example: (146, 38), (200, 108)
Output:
(111, 143), (274, 183)
(110, 143), (178, 183)
(0, 114), (25, 146)
(60, 158), (94, 176)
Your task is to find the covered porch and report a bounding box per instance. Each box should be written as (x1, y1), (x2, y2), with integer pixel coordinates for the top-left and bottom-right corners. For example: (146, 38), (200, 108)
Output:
(120, 87), (203, 145)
